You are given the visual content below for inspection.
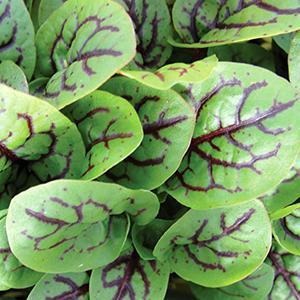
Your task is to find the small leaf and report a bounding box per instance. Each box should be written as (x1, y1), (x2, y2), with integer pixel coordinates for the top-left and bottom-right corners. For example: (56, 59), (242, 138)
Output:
(191, 263), (275, 300)
(0, 61), (28, 92)
(120, 56), (217, 90)
(171, 0), (300, 48)
(271, 203), (300, 221)
(289, 30), (300, 91)
(90, 244), (170, 300)
(274, 33), (293, 53)
(38, 0), (66, 26)
(35, 0), (136, 109)
(0, 0), (36, 78)
(28, 272), (89, 300)
(64, 90), (143, 180)
(6, 180), (159, 273)
(153, 200), (272, 287)
(166, 62), (300, 209)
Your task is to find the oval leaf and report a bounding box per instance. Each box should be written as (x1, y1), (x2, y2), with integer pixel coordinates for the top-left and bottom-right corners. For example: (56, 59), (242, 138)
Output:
(35, 0), (136, 109)
(64, 90), (143, 180)
(166, 62), (300, 209)
(153, 200), (272, 287)
(28, 272), (89, 300)
(6, 180), (159, 273)
(101, 77), (195, 190)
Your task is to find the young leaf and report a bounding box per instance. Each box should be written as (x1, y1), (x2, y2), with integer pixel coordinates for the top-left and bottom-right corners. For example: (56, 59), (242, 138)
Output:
(0, 0), (36, 78)
(190, 263), (275, 300)
(268, 245), (300, 299)
(64, 90), (143, 180)
(35, 0), (136, 109)
(115, 0), (173, 70)
(0, 213), (43, 289)
(101, 77), (195, 190)
(171, 0), (300, 48)
(0, 61), (29, 92)
(153, 200), (272, 287)
(208, 43), (275, 71)
(166, 62), (300, 209)
(0, 84), (85, 181)
(120, 56), (218, 90)
(288, 31), (300, 91)
(272, 207), (300, 255)
(38, 0), (66, 26)
(6, 180), (159, 273)
(28, 272), (89, 300)
(90, 244), (170, 300)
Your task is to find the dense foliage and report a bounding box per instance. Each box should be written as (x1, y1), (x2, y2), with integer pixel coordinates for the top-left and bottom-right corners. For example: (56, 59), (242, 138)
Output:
(1, 0), (300, 299)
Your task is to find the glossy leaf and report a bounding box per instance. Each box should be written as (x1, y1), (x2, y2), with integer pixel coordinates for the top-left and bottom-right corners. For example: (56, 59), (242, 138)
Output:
(166, 62), (300, 209)
(0, 0), (35, 78)
(64, 90), (143, 180)
(0, 213), (43, 289)
(6, 180), (159, 273)
(35, 0), (136, 109)
(90, 244), (170, 300)
(289, 31), (300, 91)
(38, 0), (66, 26)
(101, 77), (195, 190)
(191, 263), (275, 300)
(153, 200), (272, 287)
(120, 56), (218, 90)
(0, 61), (28, 92)
(28, 272), (89, 300)
(171, 0), (300, 48)
(0, 84), (85, 181)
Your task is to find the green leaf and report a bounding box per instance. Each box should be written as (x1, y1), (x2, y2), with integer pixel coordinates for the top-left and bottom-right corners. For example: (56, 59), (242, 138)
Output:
(267, 244), (300, 299)
(0, 61), (28, 92)
(166, 62), (300, 209)
(272, 207), (300, 255)
(0, 84), (85, 181)
(0, 213), (43, 289)
(289, 31), (300, 91)
(6, 180), (159, 273)
(38, 0), (66, 26)
(190, 263), (275, 300)
(274, 33), (293, 53)
(35, 0), (136, 109)
(208, 43), (275, 71)
(101, 77), (195, 190)
(153, 200), (272, 287)
(171, 0), (300, 48)
(0, 0), (36, 78)
(28, 272), (89, 300)
(0, 167), (16, 210)
(64, 90), (143, 180)
(270, 203), (300, 221)
(90, 244), (170, 300)
(120, 56), (218, 90)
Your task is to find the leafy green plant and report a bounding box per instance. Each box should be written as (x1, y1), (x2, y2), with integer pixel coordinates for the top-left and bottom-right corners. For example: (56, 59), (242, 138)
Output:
(1, 0), (300, 299)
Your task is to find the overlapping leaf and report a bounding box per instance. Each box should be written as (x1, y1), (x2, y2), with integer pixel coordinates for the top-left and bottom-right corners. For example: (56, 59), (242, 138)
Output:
(28, 272), (89, 300)
(171, 0), (300, 48)
(0, 0), (35, 78)
(191, 263), (274, 300)
(101, 77), (195, 190)
(38, 0), (66, 26)
(34, 0), (136, 109)
(90, 244), (170, 300)
(64, 91), (143, 180)
(289, 31), (300, 91)
(6, 180), (159, 273)
(166, 62), (300, 209)
(153, 200), (272, 287)
(274, 33), (293, 53)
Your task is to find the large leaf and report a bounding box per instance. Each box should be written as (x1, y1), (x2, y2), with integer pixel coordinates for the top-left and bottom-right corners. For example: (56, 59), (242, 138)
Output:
(120, 56), (217, 90)
(0, 61), (28, 92)
(268, 244), (300, 299)
(0, 212), (43, 289)
(191, 263), (275, 300)
(6, 180), (159, 273)
(0, 0), (35, 78)
(171, 0), (300, 48)
(166, 62), (300, 209)
(64, 90), (143, 180)
(90, 244), (170, 300)
(101, 77), (195, 190)
(28, 272), (89, 300)
(289, 31), (300, 91)
(0, 84), (85, 181)
(34, 0), (136, 109)
(153, 200), (272, 287)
